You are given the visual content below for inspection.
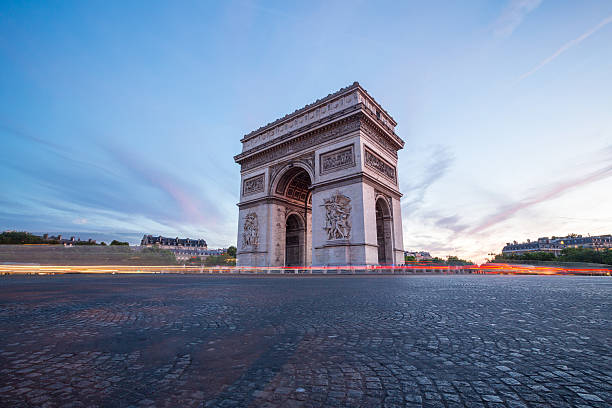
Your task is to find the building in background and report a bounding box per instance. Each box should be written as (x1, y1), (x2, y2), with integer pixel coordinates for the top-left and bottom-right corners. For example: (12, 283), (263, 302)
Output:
(502, 234), (612, 256)
(172, 248), (227, 263)
(42, 234), (97, 246)
(404, 251), (432, 261)
(141, 235), (214, 262)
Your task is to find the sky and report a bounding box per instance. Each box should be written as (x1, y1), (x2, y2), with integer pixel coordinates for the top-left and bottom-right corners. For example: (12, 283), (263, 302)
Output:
(1, 0), (611, 262)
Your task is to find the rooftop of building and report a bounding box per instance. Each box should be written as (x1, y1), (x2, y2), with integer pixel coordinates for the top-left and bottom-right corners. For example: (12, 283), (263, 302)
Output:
(141, 234), (208, 247)
(503, 234), (611, 250)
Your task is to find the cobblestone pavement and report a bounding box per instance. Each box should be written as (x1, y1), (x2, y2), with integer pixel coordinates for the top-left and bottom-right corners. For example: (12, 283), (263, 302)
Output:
(0, 275), (610, 408)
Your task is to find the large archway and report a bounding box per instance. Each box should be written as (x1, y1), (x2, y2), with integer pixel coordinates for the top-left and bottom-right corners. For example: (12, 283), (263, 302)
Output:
(274, 166), (312, 266)
(375, 197), (393, 265)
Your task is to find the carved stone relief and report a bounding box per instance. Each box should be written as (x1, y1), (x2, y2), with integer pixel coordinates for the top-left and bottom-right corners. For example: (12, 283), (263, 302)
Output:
(269, 163), (285, 190)
(242, 212), (259, 248)
(241, 118), (360, 171)
(323, 192), (352, 240)
(242, 90), (360, 151)
(361, 120), (397, 157)
(299, 153), (315, 172)
(319, 145), (355, 175)
(364, 147), (396, 183)
(242, 174), (264, 196)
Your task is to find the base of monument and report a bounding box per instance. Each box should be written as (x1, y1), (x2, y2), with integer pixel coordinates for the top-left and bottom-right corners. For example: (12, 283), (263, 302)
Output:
(312, 242), (379, 266)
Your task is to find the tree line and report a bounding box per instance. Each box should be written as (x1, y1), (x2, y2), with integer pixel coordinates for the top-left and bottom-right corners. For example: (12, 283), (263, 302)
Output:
(404, 255), (474, 266)
(0, 231), (129, 246)
(495, 248), (612, 265)
(184, 246), (237, 266)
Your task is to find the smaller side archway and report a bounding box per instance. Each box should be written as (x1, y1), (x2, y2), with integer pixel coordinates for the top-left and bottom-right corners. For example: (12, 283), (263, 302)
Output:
(375, 197), (394, 265)
(285, 213), (305, 267)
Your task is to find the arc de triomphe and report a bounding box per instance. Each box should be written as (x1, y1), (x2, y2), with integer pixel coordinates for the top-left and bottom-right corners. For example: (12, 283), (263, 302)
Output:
(234, 82), (405, 266)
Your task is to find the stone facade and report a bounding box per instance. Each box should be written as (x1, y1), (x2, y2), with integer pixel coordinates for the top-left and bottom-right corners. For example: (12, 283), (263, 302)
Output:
(234, 82), (405, 266)
(140, 234), (213, 262)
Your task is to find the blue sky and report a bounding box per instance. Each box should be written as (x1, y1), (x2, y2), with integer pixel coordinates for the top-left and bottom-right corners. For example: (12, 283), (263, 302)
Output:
(1, 0), (611, 261)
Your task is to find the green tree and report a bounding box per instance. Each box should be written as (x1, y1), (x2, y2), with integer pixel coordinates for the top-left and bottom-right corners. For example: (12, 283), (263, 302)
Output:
(495, 248), (612, 266)
(204, 254), (236, 266)
(227, 246), (237, 257)
(522, 251), (555, 261)
(137, 247), (177, 265)
(446, 256), (474, 266)
(110, 240), (129, 246)
(559, 247), (611, 264)
(0, 231), (45, 244)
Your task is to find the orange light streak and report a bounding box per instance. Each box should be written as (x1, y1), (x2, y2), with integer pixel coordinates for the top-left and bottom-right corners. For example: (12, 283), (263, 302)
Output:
(0, 263), (609, 276)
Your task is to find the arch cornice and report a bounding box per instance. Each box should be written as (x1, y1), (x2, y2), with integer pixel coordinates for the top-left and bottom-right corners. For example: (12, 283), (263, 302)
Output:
(236, 113), (402, 172)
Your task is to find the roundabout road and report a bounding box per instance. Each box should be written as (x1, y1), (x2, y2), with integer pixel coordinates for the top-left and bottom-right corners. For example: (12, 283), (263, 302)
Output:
(0, 274), (610, 407)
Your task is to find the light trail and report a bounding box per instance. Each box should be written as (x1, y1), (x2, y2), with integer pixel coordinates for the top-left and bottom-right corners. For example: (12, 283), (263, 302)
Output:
(0, 263), (610, 276)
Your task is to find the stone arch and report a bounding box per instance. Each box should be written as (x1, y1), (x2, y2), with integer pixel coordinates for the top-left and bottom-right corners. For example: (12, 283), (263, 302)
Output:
(269, 162), (315, 199)
(375, 196), (394, 265)
(235, 84), (406, 267)
(285, 212), (305, 267)
(285, 211), (305, 226)
(270, 165), (313, 267)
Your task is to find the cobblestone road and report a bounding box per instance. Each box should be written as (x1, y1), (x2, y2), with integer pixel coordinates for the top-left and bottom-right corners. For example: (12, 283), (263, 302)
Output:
(0, 275), (610, 408)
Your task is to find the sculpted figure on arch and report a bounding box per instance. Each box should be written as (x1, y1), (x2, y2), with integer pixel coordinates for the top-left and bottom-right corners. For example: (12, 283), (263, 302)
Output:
(324, 192), (352, 240)
(242, 213), (259, 248)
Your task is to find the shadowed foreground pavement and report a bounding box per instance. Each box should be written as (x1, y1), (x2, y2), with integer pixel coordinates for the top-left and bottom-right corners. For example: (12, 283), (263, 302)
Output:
(0, 275), (610, 408)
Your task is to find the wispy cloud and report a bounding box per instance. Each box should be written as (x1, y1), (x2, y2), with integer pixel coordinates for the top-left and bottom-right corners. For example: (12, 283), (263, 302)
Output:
(105, 146), (225, 228)
(517, 14), (612, 82)
(435, 214), (468, 234)
(1, 123), (237, 245)
(401, 146), (454, 214)
(0, 123), (61, 150)
(493, 0), (543, 38)
(470, 158), (612, 234)
(0, 124), (121, 178)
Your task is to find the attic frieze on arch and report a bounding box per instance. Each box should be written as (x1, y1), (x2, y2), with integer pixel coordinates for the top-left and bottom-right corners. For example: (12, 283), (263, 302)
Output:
(239, 117), (360, 171)
(238, 116), (400, 172)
